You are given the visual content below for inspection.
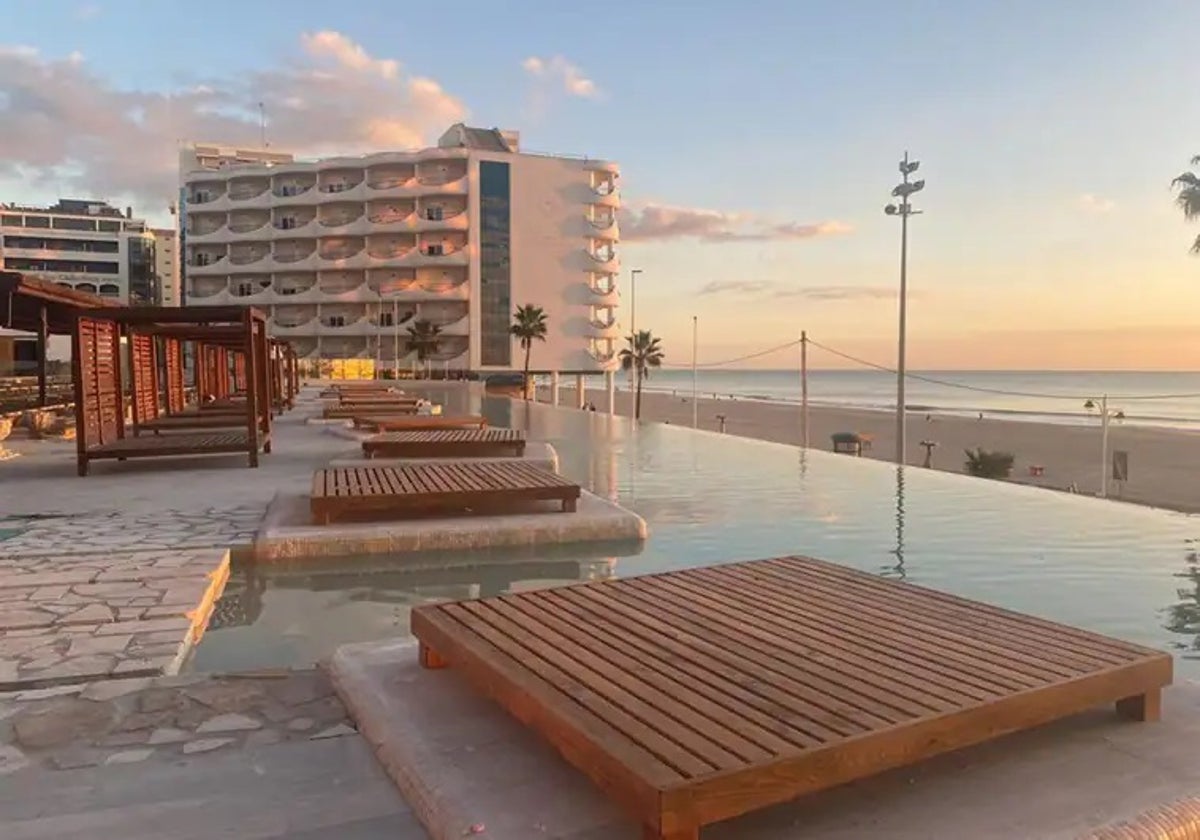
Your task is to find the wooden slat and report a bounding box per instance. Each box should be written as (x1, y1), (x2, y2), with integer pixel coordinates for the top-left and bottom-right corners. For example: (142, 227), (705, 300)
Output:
(309, 461), (579, 524)
(410, 556), (1174, 840)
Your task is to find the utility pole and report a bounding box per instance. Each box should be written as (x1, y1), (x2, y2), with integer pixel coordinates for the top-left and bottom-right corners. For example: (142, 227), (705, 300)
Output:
(800, 330), (809, 449)
(884, 153), (925, 465)
(691, 315), (698, 428)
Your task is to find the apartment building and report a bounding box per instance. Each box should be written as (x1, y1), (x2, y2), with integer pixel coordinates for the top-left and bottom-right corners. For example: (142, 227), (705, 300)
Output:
(150, 227), (180, 306)
(178, 123), (621, 377)
(0, 200), (156, 305)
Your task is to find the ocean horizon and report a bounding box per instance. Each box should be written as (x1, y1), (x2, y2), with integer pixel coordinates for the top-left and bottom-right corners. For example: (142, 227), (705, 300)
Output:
(603, 369), (1200, 429)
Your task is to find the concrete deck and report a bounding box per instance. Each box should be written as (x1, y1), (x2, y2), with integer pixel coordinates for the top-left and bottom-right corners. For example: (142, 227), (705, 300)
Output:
(331, 639), (1200, 840)
(253, 489), (648, 561)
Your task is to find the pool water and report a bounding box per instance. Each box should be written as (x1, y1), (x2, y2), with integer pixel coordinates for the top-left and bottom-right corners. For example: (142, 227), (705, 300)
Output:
(190, 398), (1200, 677)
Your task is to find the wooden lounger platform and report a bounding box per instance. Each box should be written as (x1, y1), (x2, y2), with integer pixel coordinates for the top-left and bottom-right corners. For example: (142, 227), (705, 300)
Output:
(412, 555), (1173, 840)
(137, 412), (255, 433)
(353, 414), (487, 432)
(362, 428), (524, 459)
(81, 430), (266, 475)
(310, 461), (579, 524)
(324, 404), (419, 419)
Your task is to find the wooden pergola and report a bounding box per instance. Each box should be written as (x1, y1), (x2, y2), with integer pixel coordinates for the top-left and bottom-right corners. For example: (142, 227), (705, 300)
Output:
(0, 270), (122, 405)
(72, 306), (272, 476)
(269, 338), (298, 414)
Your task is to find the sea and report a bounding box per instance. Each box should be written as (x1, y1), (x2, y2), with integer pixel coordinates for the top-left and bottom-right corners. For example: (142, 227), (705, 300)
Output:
(616, 369), (1200, 430)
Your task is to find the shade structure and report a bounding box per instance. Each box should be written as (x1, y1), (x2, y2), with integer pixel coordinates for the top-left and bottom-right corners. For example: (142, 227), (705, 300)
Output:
(71, 305), (273, 475)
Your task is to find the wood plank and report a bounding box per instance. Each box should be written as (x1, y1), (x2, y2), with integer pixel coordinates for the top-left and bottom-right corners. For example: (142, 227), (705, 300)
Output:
(409, 556), (1173, 840)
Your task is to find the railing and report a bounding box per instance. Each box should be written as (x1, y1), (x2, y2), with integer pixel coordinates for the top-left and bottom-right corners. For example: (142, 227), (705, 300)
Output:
(367, 176), (412, 189)
(273, 315), (316, 327)
(273, 218), (313, 230)
(320, 248), (363, 261)
(228, 185), (268, 200)
(274, 283), (316, 295)
(319, 215), (362, 227)
(229, 252), (268, 265)
(272, 184), (314, 197)
(229, 220), (268, 233)
(415, 171), (467, 186)
(319, 182), (362, 194)
(589, 248), (617, 263)
(368, 211), (412, 224)
(368, 246), (412, 259)
(593, 179), (618, 196)
(274, 251), (315, 264)
(188, 254), (226, 267)
(188, 192), (222, 204)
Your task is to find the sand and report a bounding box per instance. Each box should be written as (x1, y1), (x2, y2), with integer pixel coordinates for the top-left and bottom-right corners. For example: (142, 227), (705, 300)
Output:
(542, 386), (1200, 515)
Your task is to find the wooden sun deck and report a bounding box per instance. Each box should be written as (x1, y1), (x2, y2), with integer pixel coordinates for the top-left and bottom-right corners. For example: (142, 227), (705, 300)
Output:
(310, 461), (579, 524)
(411, 556), (1173, 840)
(362, 428), (525, 459)
(353, 414), (487, 432)
(81, 430), (266, 474)
(324, 403), (420, 419)
(136, 411), (256, 433)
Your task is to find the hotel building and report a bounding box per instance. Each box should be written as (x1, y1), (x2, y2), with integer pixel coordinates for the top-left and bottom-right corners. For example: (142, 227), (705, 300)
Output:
(179, 124), (621, 382)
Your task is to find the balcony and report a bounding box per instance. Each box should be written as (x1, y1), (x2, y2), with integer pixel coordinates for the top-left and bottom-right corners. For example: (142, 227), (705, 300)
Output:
(187, 251), (227, 273)
(228, 212), (271, 234)
(366, 165), (415, 190)
(415, 201), (468, 231)
(318, 203), (365, 230)
(591, 173), (618, 196)
(424, 336), (469, 362)
(272, 178), (316, 202)
(416, 269), (468, 294)
(188, 213), (226, 237)
(415, 161), (468, 186)
(367, 234), (416, 261)
(589, 339), (617, 364)
(317, 270), (367, 296)
(590, 307), (617, 328)
(368, 270), (419, 296)
(273, 273), (317, 297)
(187, 183), (226, 206)
(587, 243), (618, 272)
(367, 200), (415, 226)
(318, 170), (364, 195)
(417, 301), (468, 327)
(229, 277), (272, 299)
(228, 247), (270, 266)
(319, 237), (365, 262)
(228, 177), (270, 202)
(271, 305), (318, 328)
(274, 241), (318, 264)
(588, 272), (619, 301)
(189, 277), (229, 299)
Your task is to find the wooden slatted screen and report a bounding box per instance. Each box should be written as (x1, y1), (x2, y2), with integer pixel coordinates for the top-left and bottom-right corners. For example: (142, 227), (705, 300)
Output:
(130, 332), (159, 425)
(74, 316), (122, 453)
(165, 338), (185, 414)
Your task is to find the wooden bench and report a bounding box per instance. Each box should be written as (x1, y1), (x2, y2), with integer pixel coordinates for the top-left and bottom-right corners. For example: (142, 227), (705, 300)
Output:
(412, 555), (1172, 840)
(323, 403), (420, 419)
(136, 412), (256, 433)
(310, 461), (579, 524)
(81, 430), (266, 475)
(362, 428), (524, 459)
(353, 414), (487, 432)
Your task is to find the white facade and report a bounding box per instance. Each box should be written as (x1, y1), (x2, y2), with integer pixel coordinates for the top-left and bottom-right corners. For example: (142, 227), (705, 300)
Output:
(178, 124), (620, 373)
(150, 227), (180, 306)
(0, 200), (156, 305)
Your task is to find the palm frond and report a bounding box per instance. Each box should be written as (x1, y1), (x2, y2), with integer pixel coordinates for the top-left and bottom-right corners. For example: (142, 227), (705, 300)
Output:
(1192, 232), (1200, 255)
(1176, 184), (1200, 221)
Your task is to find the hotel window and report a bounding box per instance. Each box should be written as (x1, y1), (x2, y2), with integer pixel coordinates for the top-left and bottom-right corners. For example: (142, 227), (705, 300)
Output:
(279, 216), (295, 229)
(379, 311), (394, 327)
(24, 216), (50, 228)
(1, 215), (20, 226)
(237, 282), (254, 296)
(479, 160), (512, 366)
(195, 253), (211, 266)
(98, 220), (121, 232)
(326, 315), (346, 327)
(425, 205), (443, 221)
(424, 242), (444, 256)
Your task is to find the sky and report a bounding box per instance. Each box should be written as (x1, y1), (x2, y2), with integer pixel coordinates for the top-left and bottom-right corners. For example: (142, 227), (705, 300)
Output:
(2, 0), (1199, 370)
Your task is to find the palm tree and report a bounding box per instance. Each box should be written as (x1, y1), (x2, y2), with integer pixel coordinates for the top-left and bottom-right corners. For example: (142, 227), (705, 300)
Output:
(404, 319), (442, 377)
(619, 330), (664, 420)
(1172, 156), (1200, 253)
(510, 304), (548, 400)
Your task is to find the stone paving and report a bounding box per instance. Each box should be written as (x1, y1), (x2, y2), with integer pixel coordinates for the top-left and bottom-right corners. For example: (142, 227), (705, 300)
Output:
(0, 669), (355, 773)
(0, 548), (230, 689)
(0, 505), (264, 557)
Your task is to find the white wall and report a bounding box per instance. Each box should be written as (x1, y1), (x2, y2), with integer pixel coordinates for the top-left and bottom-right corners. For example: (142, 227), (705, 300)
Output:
(471, 152), (618, 374)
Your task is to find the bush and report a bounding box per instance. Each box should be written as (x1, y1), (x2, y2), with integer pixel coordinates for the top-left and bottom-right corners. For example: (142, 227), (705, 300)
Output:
(963, 448), (1015, 479)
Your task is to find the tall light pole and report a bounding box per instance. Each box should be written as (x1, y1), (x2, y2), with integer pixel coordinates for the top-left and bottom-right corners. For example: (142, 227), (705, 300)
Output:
(627, 268), (642, 389)
(884, 153), (925, 466)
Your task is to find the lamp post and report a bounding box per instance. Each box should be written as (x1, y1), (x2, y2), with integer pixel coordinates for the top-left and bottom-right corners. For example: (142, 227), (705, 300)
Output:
(884, 152), (925, 466)
(627, 268), (642, 390)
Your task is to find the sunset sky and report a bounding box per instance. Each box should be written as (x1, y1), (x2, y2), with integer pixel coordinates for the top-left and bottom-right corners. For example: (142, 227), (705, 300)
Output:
(2, 0), (1199, 369)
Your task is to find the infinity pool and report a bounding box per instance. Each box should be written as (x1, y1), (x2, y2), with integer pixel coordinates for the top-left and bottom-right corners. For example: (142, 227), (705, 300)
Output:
(191, 398), (1200, 677)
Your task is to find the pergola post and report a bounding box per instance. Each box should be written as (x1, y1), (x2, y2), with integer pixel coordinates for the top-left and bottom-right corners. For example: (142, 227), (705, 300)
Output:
(36, 303), (48, 407)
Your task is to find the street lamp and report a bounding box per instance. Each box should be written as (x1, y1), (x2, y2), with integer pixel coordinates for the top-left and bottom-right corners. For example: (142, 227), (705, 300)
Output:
(627, 268), (642, 389)
(884, 152), (925, 466)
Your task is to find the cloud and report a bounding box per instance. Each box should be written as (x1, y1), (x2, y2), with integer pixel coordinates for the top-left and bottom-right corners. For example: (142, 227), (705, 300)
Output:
(1078, 193), (1116, 214)
(698, 280), (896, 301)
(521, 54), (599, 99)
(74, 3), (100, 20)
(621, 203), (852, 243)
(0, 32), (467, 208)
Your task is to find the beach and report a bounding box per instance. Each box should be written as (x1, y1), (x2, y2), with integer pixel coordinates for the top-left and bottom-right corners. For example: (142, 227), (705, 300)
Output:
(550, 386), (1200, 514)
